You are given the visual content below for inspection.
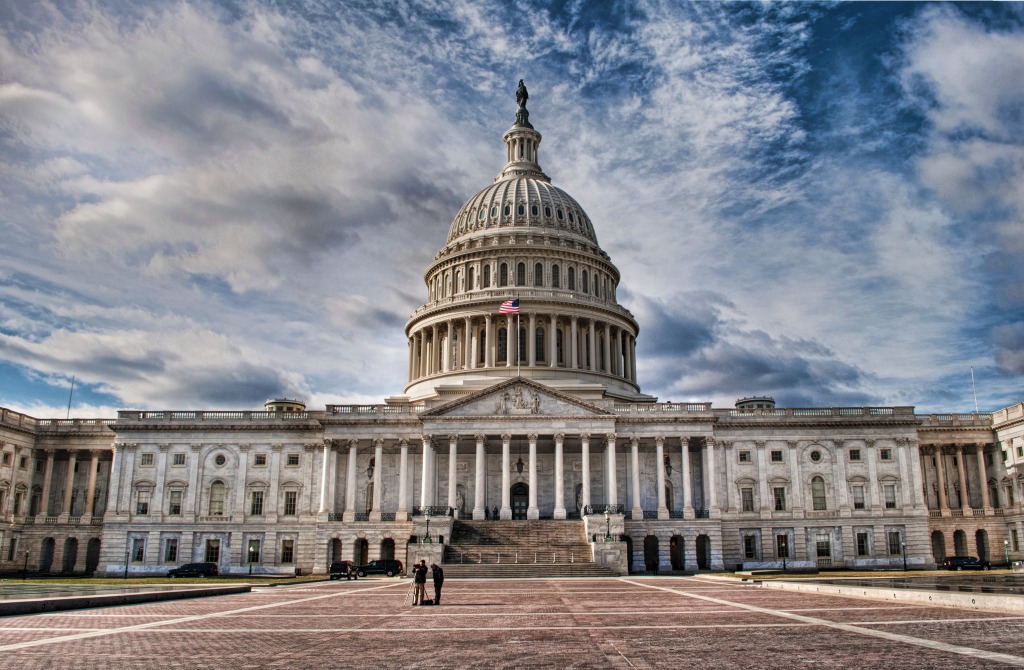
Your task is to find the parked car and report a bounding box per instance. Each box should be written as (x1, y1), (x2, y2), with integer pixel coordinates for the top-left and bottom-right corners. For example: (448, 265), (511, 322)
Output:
(941, 556), (991, 571)
(329, 560), (358, 580)
(355, 559), (404, 577)
(167, 562), (219, 578)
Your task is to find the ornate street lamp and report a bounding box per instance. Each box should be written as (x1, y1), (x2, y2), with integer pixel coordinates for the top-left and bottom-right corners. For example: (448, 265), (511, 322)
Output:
(248, 545), (256, 576)
(1006, 539), (1011, 567)
(901, 541), (907, 571)
(604, 507), (611, 541)
(22, 549), (29, 581)
(424, 508), (432, 544)
(664, 456), (673, 476)
(366, 457), (375, 480)
(124, 544), (130, 579)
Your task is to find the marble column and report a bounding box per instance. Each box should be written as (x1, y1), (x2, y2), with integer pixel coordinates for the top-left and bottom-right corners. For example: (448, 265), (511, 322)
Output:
(755, 441), (769, 511)
(603, 322), (612, 373)
(484, 315), (494, 368)
(549, 316), (558, 368)
(398, 440), (409, 519)
(554, 433), (566, 519)
(630, 438), (642, 520)
(895, 438), (913, 508)
(607, 434), (618, 508)
(41, 449), (55, 516)
(62, 450), (78, 516)
(788, 440), (803, 511)
(976, 444), (991, 509)
(935, 446), (949, 511)
(527, 433), (539, 519)
(345, 440), (358, 521)
(581, 433), (591, 511)
(318, 441), (331, 513)
(569, 317), (578, 369)
(705, 438), (717, 512)
(506, 318), (515, 367)
(834, 439), (850, 509)
(656, 437), (668, 519)
(528, 313), (537, 366)
(681, 438), (693, 517)
(448, 434), (459, 515)
(956, 445), (970, 510)
(500, 434), (512, 519)
(588, 321), (597, 370)
(865, 440), (879, 510)
(370, 439), (383, 521)
(84, 451), (100, 519)
(420, 436), (432, 510)
(473, 435), (486, 520)
(444, 320), (454, 372)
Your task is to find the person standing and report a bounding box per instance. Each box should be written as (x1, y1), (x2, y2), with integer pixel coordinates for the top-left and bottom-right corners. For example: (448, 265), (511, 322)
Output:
(431, 563), (445, 606)
(412, 560), (428, 605)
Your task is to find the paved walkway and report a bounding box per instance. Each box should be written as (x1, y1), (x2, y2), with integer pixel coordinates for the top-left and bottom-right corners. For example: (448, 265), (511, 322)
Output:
(0, 576), (1023, 668)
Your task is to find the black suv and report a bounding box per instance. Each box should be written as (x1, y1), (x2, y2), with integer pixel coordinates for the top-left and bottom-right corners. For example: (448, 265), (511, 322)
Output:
(329, 560), (358, 580)
(941, 556), (991, 571)
(167, 562), (219, 578)
(355, 559), (404, 577)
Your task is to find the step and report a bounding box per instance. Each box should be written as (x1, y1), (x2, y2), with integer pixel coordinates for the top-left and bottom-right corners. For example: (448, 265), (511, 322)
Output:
(440, 563), (616, 579)
(444, 545), (593, 565)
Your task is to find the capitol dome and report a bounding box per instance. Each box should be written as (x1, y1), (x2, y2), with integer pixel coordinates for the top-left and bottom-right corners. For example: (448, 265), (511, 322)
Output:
(402, 83), (651, 404)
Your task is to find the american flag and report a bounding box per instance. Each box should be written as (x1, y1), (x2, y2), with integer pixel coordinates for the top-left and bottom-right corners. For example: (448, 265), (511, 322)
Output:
(499, 298), (520, 314)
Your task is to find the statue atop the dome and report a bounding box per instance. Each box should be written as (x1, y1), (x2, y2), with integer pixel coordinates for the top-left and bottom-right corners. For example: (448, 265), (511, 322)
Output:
(514, 79), (533, 128)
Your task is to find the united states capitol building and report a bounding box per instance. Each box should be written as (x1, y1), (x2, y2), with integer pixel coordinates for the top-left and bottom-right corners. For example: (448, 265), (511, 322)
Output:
(2, 87), (1023, 577)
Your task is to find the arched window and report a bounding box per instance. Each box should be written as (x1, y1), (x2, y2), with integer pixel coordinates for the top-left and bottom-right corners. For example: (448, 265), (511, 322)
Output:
(536, 328), (545, 362)
(593, 274), (598, 296)
(811, 476), (827, 511)
(581, 269), (589, 294)
(552, 264), (560, 288)
(503, 204), (510, 216)
(454, 269), (461, 293)
(519, 327), (527, 362)
(568, 267), (576, 290)
(483, 265), (491, 288)
(556, 329), (564, 364)
(478, 329), (487, 364)
(534, 262), (543, 287)
(209, 481), (226, 516)
(517, 204), (524, 216)
(499, 263), (508, 287)
(517, 262), (526, 286)
(467, 266), (475, 290)
(498, 328), (508, 361)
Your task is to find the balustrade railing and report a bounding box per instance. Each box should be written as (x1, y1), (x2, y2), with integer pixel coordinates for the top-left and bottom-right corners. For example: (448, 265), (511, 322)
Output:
(583, 504), (624, 515)
(117, 410), (310, 421)
(642, 510), (659, 519)
(669, 510), (685, 519)
(694, 509), (710, 519)
(412, 506), (454, 517)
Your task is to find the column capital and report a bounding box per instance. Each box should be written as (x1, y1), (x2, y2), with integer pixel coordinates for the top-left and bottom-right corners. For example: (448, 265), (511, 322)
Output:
(705, 437), (716, 449)
(348, 439), (360, 450)
(474, 434), (486, 443)
(421, 435), (433, 448)
(239, 443), (252, 452)
(787, 440), (798, 450)
(864, 439), (876, 448)
(399, 438), (409, 448)
(158, 443), (170, 452)
(833, 439), (845, 449)
(680, 436), (689, 448)
(528, 433), (538, 442)
(754, 440), (765, 449)
(303, 443), (317, 452)
(655, 436), (664, 447)
(606, 433), (616, 444)
(448, 434), (460, 445)
(189, 443), (201, 452)
(553, 433), (564, 443)
(501, 433), (512, 443)
(272, 443), (284, 452)
(373, 438), (385, 448)
(580, 433), (590, 442)
(629, 437), (639, 448)
(44, 447), (56, 456)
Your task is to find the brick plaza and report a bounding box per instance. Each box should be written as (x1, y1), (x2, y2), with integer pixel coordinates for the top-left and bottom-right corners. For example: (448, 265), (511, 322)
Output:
(1, 577), (1023, 668)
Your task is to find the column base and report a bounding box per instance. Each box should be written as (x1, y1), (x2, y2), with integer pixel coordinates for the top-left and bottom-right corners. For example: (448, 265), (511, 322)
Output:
(683, 507), (694, 520)
(343, 510), (356, 522)
(527, 508), (539, 520)
(369, 511), (382, 522)
(631, 507), (643, 521)
(500, 507), (512, 520)
(553, 507), (566, 520)
(657, 507), (669, 520)
(473, 508), (485, 520)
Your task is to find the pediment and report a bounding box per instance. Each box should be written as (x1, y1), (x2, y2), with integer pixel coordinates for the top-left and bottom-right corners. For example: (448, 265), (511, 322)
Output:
(422, 378), (611, 418)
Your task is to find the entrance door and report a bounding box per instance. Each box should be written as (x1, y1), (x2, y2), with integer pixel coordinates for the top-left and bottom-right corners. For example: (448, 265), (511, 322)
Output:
(511, 483), (528, 520)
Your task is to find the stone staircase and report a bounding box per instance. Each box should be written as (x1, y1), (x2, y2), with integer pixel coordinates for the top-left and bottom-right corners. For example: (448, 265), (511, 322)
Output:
(442, 520), (614, 578)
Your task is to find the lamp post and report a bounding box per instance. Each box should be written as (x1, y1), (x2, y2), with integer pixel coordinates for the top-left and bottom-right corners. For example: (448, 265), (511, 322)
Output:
(901, 541), (907, 571)
(248, 545), (255, 576)
(604, 507), (611, 541)
(124, 545), (130, 579)
(1006, 539), (1011, 568)
(22, 550), (29, 581)
(424, 508), (432, 544)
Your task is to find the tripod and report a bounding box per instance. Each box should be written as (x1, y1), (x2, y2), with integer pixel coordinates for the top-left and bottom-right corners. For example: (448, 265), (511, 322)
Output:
(403, 578), (416, 606)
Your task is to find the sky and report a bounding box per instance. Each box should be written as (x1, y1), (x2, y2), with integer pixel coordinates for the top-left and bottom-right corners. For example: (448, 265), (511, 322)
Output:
(1, 1), (1022, 418)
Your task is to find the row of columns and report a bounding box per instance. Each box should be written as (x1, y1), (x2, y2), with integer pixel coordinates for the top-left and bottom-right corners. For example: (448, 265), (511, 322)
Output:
(7, 448), (102, 519)
(322, 435), (717, 521)
(408, 314), (637, 383)
(921, 443), (993, 512)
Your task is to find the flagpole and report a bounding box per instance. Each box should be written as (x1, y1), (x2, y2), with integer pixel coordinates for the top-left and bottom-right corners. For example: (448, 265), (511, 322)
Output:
(971, 367), (979, 414)
(66, 375), (75, 420)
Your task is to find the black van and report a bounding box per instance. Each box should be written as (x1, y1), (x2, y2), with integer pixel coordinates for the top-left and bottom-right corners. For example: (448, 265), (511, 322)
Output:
(167, 562), (219, 577)
(329, 560), (358, 580)
(356, 559), (404, 577)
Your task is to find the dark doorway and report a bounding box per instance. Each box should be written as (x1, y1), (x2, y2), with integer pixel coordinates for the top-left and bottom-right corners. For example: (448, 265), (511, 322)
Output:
(696, 534), (711, 570)
(62, 538), (79, 574)
(931, 530), (946, 562)
(643, 535), (659, 572)
(670, 535), (684, 570)
(953, 529), (968, 556)
(976, 529), (989, 562)
(511, 483), (529, 520)
(381, 538), (395, 560)
(355, 538), (369, 564)
(329, 538), (342, 563)
(623, 535), (634, 573)
(40, 537), (55, 573)
(85, 538), (101, 573)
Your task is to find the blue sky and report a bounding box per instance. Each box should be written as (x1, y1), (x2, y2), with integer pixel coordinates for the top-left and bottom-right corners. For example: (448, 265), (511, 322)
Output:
(1, 1), (1022, 417)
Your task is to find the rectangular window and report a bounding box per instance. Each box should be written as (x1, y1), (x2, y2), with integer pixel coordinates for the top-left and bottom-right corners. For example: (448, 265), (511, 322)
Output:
(13, 492), (23, 515)
(849, 449), (861, 462)
(19, 456), (27, 469)
(172, 453), (186, 466)
(248, 539), (261, 564)
(857, 531), (870, 556)
(209, 485), (225, 516)
(132, 538), (145, 562)
(168, 490), (182, 515)
(852, 485), (865, 510)
(985, 453), (993, 466)
(738, 451), (751, 463)
(251, 491), (264, 516)
(287, 453), (300, 467)
(136, 490), (150, 515)
(1013, 529), (1020, 552)
(773, 487), (786, 511)
(743, 535), (758, 560)
(880, 448), (893, 461)
(140, 453), (154, 467)
(35, 460), (44, 473)
(816, 536), (831, 558)
(2, 453), (10, 465)
(7, 537), (16, 561)
(770, 450), (783, 463)
(205, 539), (220, 563)
(1017, 446), (1023, 458)
(884, 484), (897, 509)
(283, 491), (297, 516)
(164, 538), (178, 563)
(888, 531), (902, 556)
(776, 534), (789, 559)
(255, 453), (267, 466)
(741, 488), (754, 512)
(281, 539), (294, 563)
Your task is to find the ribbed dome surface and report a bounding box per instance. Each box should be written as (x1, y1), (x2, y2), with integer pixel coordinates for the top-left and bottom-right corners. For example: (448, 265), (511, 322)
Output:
(445, 176), (598, 247)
